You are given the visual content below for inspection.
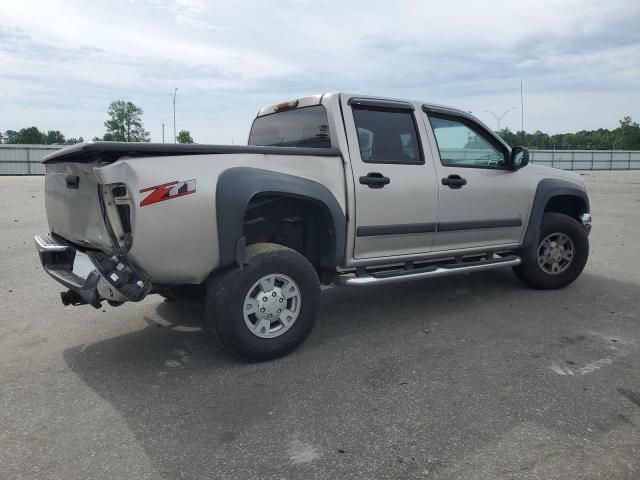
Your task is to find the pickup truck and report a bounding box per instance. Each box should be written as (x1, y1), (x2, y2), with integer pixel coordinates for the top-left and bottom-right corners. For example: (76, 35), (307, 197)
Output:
(36, 93), (591, 361)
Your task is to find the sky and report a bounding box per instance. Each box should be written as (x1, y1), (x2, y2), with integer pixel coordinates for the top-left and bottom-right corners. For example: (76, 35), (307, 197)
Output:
(1, 0), (639, 144)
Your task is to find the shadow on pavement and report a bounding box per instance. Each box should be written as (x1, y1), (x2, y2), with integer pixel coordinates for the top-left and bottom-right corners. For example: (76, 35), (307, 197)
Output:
(63, 271), (640, 479)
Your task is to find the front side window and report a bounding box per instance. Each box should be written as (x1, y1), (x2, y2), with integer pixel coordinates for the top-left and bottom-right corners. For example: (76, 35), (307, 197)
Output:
(429, 117), (506, 168)
(352, 107), (422, 164)
(248, 105), (331, 148)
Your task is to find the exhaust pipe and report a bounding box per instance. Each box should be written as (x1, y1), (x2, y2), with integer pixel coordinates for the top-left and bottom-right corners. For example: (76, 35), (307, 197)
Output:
(60, 290), (88, 306)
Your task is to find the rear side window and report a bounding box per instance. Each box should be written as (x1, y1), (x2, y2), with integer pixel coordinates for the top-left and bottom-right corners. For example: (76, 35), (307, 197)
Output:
(248, 105), (331, 148)
(352, 107), (422, 164)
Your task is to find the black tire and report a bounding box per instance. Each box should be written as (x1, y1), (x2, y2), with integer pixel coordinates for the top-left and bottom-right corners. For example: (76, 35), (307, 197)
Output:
(513, 212), (589, 290)
(205, 243), (320, 361)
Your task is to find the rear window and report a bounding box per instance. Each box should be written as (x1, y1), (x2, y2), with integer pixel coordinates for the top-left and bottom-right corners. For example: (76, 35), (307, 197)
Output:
(248, 105), (331, 149)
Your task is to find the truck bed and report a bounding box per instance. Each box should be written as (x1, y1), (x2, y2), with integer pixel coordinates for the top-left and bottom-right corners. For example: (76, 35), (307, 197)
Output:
(41, 141), (347, 285)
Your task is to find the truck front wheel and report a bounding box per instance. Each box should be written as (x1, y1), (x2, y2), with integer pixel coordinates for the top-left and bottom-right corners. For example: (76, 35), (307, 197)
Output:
(513, 212), (589, 290)
(205, 243), (320, 361)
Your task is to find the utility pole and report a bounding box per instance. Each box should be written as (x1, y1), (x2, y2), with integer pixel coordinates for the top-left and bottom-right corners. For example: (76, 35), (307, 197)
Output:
(485, 107), (515, 131)
(520, 81), (525, 144)
(162, 123), (165, 143)
(172, 87), (178, 143)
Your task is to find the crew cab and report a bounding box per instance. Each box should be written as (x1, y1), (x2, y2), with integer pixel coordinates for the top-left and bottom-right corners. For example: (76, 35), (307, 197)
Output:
(36, 93), (592, 361)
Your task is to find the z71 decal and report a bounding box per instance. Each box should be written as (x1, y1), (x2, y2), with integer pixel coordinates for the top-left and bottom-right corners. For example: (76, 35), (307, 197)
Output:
(139, 179), (196, 207)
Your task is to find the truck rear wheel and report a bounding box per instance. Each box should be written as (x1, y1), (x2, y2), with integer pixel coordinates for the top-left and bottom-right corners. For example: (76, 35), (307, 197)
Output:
(205, 243), (320, 361)
(513, 212), (589, 290)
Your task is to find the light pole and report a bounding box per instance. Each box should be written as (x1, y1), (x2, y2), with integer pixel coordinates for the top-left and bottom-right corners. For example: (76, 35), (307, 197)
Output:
(520, 80), (525, 143)
(485, 107), (515, 132)
(172, 88), (178, 143)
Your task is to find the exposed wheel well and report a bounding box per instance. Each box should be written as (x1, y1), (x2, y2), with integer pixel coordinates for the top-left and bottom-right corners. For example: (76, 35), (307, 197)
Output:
(544, 195), (587, 222)
(242, 193), (336, 279)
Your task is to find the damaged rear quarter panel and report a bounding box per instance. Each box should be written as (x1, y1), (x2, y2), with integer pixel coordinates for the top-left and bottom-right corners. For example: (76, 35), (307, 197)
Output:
(94, 152), (346, 284)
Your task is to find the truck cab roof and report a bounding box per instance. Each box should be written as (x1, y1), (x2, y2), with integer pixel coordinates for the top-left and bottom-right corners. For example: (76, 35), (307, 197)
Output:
(257, 92), (472, 119)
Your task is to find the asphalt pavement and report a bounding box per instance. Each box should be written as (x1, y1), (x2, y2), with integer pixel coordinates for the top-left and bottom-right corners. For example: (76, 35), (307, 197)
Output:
(1, 172), (639, 479)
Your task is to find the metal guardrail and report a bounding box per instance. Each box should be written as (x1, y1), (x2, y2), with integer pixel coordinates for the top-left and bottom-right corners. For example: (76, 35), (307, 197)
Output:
(0, 144), (61, 175)
(440, 149), (640, 170)
(1, 144), (640, 175)
(530, 150), (640, 170)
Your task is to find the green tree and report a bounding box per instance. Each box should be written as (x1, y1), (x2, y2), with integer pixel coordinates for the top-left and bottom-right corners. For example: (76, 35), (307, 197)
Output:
(103, 100), (150, 142)
(495, 117), (640, 150)
(3, 130), (18, 143)
(64, 137), (84, 145)
(176, 129), (194, 144)
(10, 127), (46, 144)
(618, 117), (640, 150)
(496, 127), (518, 146)
(45, 130), (66, 144)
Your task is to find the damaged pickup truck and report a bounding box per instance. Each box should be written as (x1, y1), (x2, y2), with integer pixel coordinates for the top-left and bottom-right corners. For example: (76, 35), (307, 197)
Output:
(36, 93), (591, 361)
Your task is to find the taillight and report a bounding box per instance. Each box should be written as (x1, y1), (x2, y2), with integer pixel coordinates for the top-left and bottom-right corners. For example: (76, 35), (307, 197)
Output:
(110, 184), (132, 234)
(275, 100), (299, 112)
(98, 183), (133, 252)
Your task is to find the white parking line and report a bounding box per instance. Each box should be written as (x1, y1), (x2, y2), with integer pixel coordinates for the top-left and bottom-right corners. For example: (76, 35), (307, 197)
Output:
(550, 361), (574, 376)
(577, 357), (613, 375)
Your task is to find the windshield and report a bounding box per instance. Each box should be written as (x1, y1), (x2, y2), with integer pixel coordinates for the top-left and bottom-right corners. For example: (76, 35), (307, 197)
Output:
(248, 105), (331, 148)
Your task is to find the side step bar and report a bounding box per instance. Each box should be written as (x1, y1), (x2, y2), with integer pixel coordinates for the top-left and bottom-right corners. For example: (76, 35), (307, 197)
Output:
(35, 233), (69, 253)
(333, 255), (521, 287)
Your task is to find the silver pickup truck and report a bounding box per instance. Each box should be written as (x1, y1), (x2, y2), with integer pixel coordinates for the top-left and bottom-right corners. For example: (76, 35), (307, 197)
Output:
(36, 93), (591, 361)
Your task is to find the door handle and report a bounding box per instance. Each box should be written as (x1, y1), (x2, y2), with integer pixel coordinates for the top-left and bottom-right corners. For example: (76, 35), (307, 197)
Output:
(359, 172), (390, 189)
(441, 174), (466, 189)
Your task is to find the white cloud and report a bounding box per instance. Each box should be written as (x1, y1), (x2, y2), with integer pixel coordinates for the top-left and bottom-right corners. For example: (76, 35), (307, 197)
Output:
(0, 0), (639, 142)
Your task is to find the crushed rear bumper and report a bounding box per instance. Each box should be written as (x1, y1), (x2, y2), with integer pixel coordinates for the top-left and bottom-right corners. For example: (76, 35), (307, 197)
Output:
(35, 233), (152, 308)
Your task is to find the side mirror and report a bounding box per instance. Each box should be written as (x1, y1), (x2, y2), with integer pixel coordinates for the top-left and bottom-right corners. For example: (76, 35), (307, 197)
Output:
(510, 146), (530, 170)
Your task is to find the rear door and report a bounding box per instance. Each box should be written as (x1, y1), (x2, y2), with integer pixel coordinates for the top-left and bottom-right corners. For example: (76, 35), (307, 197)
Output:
(341, 96), (439, 259)
(421, 107), (531, 252)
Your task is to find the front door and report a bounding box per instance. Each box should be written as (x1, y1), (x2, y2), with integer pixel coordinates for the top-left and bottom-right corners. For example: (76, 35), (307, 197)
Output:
(341, 97), (439, 259)
(422, 109), (531, 252)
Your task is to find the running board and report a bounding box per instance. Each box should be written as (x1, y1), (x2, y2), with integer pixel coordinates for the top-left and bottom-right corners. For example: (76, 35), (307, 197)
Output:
(333, 255), (521, 287)
(35, 233), (69, 253)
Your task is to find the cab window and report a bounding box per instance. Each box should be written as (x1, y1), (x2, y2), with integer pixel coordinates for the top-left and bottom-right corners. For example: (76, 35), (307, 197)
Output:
(248, 105), (331, 148)
(429, 116), (506, 168)
(352, 107), (423, 164)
